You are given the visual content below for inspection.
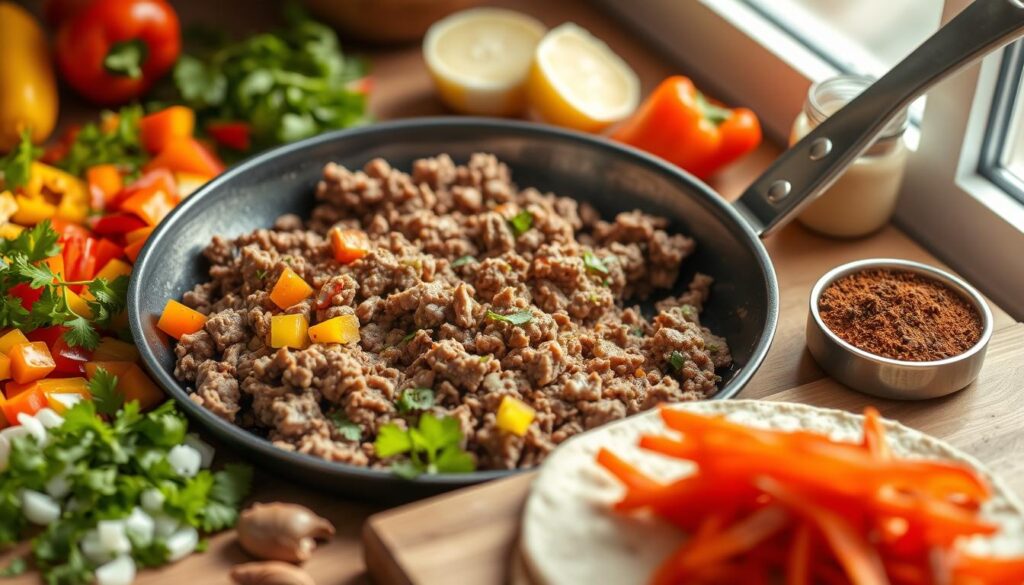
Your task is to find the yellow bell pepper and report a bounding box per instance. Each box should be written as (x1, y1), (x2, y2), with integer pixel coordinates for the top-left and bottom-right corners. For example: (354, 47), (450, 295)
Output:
(0, 329), (30, 356)
(12, 194), (56, 225)
(40, 377), (91, 414)
(22, 163), (90, 224)
(0, 2), (58, 151)
(0, 223), (22, 239)
(64, 288), (93, 319)
(0, 191), (16, 224)
(496, 395), (536, 437)
(270, 314), (309, 349)
(269, 267), (314, 309)
(308, 315), (360, 345)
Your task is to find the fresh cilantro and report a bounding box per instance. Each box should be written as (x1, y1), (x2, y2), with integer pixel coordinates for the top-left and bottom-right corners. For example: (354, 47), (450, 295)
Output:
(374, 414), (475, 478)
(479, 354), (491, 363)
(399, 330), (419, 345)
(486, 309), (533, 326)
(0, 220), (61, 262)
(396, 388), (434, 413)
(582, 251), (609, 275)
(87, 367), (124, 416)
(0, 557), (26, 577)
(200, 464), (253, 532)
(255, 269), (267, 280)
(668, 350), (686, 372)
(678, 305), (697, 319)
(330, 413), (362, 442)
(171, 8), (367, 151)
(451, 255), (476, 268)
(508, 210), (533, 236)
(56, 106), (145, 176)
(0, 130), (40, 191)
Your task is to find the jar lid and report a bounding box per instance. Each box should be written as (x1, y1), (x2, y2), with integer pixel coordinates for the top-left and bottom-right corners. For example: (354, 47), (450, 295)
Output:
(806, 74), (909, 139)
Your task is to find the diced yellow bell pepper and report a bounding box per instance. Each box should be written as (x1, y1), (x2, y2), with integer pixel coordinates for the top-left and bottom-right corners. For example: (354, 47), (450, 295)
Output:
(174, 172), (210, 198)
(308, 314), (360, 345)
(12, 194), (56, 225)
(95, 259), (132, 282)
(93, 337), (139, 362)
(270, 314), (309, 349)
(64, 288), (93, 319)
(0, 223), (23, 239)
(496, 395), (536, 437)
(22, 163), (89, 224)
(0, 191), (16, 224)
(0, 330), (30, 356)
(0, 354), (10, 380)
(46, 391), (86, 414)
(55, 184), (90, 224)
(39, 377), (90, 396)
(269, 267), (314, 309)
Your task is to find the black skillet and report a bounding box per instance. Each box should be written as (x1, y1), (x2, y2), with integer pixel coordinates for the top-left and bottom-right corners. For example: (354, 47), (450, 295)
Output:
(128, 0), (1024, 501)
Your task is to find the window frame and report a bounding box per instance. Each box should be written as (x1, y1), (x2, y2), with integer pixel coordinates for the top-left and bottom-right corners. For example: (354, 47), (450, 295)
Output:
(978, 40), (1024, 206)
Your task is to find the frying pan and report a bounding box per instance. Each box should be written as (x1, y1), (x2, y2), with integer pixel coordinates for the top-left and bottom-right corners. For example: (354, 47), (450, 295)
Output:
(128, 0), (1024, 501)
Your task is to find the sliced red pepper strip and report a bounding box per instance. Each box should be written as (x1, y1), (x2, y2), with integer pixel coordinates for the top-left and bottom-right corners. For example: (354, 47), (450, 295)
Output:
(786, 523), (813, 585)
(91, 213), (148, 236)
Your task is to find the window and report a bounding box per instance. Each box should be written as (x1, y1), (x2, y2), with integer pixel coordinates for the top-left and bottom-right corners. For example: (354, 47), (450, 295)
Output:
(980, 40), (1024, 205)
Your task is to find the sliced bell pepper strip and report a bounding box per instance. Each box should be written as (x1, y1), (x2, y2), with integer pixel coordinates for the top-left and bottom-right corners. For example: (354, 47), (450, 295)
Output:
(94, 258), (132, 282)
(50, 217), (92, 242)
(27, 326), (67, 348)
(9, 341), (57, 383)
(93, 238), (125, 272)
(1, 384), (46, 425)
(145, 137), (225, 176)
(139, 106), (195, 154)
(787, 523), (813, 585)
(12, 194), (57, 225)
(862, 407), (891, 460)
(63, 235), (97, 283)
(4, 380), (37, 398)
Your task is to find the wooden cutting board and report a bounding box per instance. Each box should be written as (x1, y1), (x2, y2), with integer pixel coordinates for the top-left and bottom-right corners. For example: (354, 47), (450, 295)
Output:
(363, 324), (1024, 585)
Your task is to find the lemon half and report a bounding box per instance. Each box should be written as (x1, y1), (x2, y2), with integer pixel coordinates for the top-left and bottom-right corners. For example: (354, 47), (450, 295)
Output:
(529, 23), (640, 132)
(424, 8), (546, 116)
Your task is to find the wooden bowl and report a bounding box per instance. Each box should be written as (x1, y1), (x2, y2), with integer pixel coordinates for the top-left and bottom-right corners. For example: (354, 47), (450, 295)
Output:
(303, 0), (483, 44)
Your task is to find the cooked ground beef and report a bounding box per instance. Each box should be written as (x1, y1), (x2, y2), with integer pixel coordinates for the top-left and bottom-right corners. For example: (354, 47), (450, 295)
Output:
(173, 154), (732, 470)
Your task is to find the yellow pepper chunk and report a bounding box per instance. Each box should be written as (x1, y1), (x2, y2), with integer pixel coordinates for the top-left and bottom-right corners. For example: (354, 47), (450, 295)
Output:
(95, 259), (132, 282)
(270, 314), (309, 349)
(0, 354), (10, 380)
(0, 223), (24, 239)
(496, 395), (536, 437)
(65, 288), (93, 319)
(269, 267), (314, 310)
(0, 191), (17, 224)
(308, 314), (360, 345)
(0, 329), (30, 356)
(12, 194), (56, 225)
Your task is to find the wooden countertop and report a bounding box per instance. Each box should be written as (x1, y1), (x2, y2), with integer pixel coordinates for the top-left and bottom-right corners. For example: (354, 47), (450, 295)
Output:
(10, 0), (1020, 583)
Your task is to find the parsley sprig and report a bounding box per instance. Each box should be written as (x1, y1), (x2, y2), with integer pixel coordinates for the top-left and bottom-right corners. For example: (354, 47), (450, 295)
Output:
(0, 130), (41, 191)
(56, 106), (146, 177)
(374, 414), (475, 479)
(0, 221), (129, 349)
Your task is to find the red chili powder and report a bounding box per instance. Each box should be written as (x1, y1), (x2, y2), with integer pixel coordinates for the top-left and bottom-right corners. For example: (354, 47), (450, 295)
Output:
(818, 269), (982, 362)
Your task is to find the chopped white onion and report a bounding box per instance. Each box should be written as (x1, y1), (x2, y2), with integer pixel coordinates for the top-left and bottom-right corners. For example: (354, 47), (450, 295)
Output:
(15, 414), (46, 445)
(94, 555), (136, 585)
(167, 444), (202, 478)
(165, 526), (199, 562)
(34, 408), (63, 429)
(44, 471), (72, 499)
(98, 519), (132, 555)
(21, 490), (61, 526)
(183, 433), (215, 468)
(0, 435), (10, 472)
(140, 488), (165, 513)
(152, 513), (180, 539)
(124, 507), (155, 546)
(80, 530), (113, 564)
(47, 393), (83, 413)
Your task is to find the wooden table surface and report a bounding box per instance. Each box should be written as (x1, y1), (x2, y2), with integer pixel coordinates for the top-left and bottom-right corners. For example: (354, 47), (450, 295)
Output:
(11, 0), (1020, 584)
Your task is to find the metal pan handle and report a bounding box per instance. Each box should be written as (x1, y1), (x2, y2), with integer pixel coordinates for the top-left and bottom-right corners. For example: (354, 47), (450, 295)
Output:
(734, 0), (1024, 238)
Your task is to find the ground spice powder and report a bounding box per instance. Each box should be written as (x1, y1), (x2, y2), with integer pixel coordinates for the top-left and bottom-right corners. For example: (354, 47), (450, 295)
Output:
(818, 269), (982, 362)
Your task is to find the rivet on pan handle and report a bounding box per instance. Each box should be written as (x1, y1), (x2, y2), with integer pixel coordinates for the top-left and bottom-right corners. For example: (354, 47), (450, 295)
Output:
(733, 0), (1024, 239)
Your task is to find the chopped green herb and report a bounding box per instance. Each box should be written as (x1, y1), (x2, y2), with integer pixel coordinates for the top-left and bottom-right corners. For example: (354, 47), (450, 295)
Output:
(679, 305), (697, 319)
(630, 327), (645, 337)
(479, 354), (492, 363)
(0, 557), (26, 577)
(255, 269), (268, 280)
(374, 414), (475, 478)
(602, 278), (611, 287)
(451, 255), (477, 268)
(582, 251), (609, 275)
(486, 309), (533, 326)
(88, 367), (124, 416)
(588, 292), (600, 303)
(668, 350), (686, 371)
(396, 388), (435, 413)
(707, 343), (720, 354)
(399, 330), (420, 345)
(0, 130), (40, 191)
(57, 106), (145, 176)
(330, 413), (362, 441)
(508, 210), (533, 236)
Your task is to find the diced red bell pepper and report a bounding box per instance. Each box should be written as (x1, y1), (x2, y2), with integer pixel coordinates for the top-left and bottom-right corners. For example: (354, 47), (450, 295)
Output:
(93, 238), (125, 272)
(63, 235), (97, 284)
(50, 336), (92, 376)
(10, 283), (43, 310)
(91, 213), (148, 237)
(27, 326), (67, 348)
(2, 384), (47, 425)
(206, 121), (251, 151)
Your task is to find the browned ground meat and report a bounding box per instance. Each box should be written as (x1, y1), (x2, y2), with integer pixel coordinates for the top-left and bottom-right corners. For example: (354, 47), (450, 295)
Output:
(173, 154), (732, 470)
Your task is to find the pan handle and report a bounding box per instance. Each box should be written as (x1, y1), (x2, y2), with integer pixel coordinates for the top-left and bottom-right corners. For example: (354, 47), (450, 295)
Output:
(734, 0), (1024, 238)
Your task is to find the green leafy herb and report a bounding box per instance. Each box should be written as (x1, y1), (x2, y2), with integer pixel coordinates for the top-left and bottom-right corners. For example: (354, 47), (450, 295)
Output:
(374, 414), (475, 478)
(668, 350), (686, 371)
(87, 367), (124, 416)
(0, 557), (26, 577)
(508, 210), (533, 236)
(582, 251), (609, 275)
(485, 309), (533, 326)
(56, 106), (145, 177)
(0, 130), (41, 191)
(451, 255), (476, 268)
(396, 388), (435, 413)
(330, 413), (362, 442)
(398, 329), (420, 346)
(255, 269), (268, 280)
(678, 305), (697, 320)
(103, 40), (148, 79)
(171, 8), (367, 151)
(479, 354), (492, 363)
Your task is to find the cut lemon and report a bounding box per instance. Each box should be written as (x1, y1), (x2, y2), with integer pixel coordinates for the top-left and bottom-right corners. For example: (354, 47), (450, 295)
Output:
(424, 8), (546, 116)
(528, 23), (640, 132)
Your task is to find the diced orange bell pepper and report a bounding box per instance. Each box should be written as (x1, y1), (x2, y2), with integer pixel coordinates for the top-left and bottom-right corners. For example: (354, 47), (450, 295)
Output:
(330, 227), (371, 264)
(93, 337), (139, 362)
(124, 237), (147, 263)
(139, 106), (196, 154)
(41, 255), (65, 281)
(86, 164), (123, 205)
(2, 384), (46, 426)
(145, 137), (225, 177)
(85, 361), (134, 379)
(0, 330), (30, 356)
(0, 393), (6, 429)
(125, 226), (154, 245)
(157, 300), (207, 340)
(119, 182), (180, 226)
(118, 364), (165, 411)
(5, 380), (38, 398)
(269, 267), (314, 309)
(308, 315), (360, 345)
(270, 314), (308, 349)
(9, 342), (56, 383)
(0, 354), (9, 381)
(94, 258), (132, 282)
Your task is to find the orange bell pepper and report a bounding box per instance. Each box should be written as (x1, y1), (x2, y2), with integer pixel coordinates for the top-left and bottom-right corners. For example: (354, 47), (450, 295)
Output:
(85, 360), (133, 379)
(0, 330), (31, 356)
(612, 76), (762, 179)
(269, 267), (314, 309)
(0, 354), (9, 381)
(139, 106), (195, 154)
(119, 180), (179, 226)
(86, 163), (123, 205)
(125, 226), (154, 244)
(157, 300), (207, 340)
(5, 380), (38, 398)
(330, 227), (371, 264)
(9, 342), (56, 383)
(92, 337), (139, 362)
(2, 384), (47, 425)
(145, 137), (225, 177)
(124, 236), (147, 262)
(307, 314), (360, 345)
(118, 364), (164, 410)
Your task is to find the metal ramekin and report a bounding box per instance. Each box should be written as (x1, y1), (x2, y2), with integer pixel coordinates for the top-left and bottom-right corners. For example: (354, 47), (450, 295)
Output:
(806, 258), (993, 400)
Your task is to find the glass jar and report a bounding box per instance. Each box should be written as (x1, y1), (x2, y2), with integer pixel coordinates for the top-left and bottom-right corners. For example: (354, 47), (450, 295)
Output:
(790, 75), (910, 238)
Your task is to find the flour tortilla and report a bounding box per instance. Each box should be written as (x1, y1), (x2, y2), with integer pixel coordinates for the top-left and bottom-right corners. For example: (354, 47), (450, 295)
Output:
(518, 400), (1024, 585)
